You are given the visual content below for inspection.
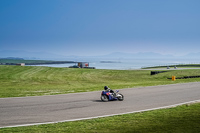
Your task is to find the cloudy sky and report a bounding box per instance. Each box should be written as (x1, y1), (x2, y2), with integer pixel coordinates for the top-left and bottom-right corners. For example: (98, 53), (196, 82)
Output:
(0, 0), (200, 56)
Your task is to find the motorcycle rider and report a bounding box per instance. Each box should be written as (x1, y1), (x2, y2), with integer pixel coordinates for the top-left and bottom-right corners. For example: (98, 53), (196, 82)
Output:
(104, 86), (115, 97)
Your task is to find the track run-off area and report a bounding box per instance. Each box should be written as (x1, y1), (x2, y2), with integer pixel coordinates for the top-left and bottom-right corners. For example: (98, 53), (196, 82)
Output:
(0, 82), (200, 128)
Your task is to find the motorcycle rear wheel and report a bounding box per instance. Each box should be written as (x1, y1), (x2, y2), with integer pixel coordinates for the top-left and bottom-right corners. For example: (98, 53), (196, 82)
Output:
(101, 95), (109, 102)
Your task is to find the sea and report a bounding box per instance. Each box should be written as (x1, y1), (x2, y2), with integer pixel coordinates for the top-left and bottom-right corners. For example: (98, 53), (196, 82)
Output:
(28, 58), (200, 70)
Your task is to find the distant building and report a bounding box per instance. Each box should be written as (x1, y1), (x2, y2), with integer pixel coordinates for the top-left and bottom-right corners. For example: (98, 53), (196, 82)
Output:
(69, 62), (95, 69)
(78, 62), (89, 68)
(16, 63), (25, 66)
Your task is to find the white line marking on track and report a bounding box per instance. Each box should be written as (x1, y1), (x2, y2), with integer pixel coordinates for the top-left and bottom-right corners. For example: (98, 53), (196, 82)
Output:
(1, 99), (200, 129)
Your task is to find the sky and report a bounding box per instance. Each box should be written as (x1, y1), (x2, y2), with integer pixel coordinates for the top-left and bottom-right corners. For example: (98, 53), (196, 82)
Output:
(0, 0), (200, 56)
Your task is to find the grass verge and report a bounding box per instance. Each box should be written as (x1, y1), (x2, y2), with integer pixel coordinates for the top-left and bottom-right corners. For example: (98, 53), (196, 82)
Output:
(0, 65), (200, 98)
(1, 102), (200, 132)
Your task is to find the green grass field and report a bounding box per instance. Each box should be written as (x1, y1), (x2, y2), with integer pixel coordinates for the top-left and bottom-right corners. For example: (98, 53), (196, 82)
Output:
(1, 65), (200, 98)
(0, 65), (200, 132)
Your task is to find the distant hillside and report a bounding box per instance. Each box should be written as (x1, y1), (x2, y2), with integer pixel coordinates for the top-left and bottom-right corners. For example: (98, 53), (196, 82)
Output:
(1, 50), (200, 60)
(0, 50), (66, 60)
(0, 59), (75, 65)
(184, 52), (200, 58)
(0, 57), (24, 60)
(97, 52), (175, 59)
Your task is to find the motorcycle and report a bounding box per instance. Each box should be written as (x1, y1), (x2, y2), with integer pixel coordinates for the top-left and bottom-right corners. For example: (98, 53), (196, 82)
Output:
(101, 90), (124, 102)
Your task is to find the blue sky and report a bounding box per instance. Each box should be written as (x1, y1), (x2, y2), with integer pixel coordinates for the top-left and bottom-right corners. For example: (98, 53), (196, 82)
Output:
(0, 0), (200, 56)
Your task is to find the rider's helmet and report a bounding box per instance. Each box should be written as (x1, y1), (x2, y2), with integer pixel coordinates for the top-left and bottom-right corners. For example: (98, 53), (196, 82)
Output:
(104, 86), (109, 90)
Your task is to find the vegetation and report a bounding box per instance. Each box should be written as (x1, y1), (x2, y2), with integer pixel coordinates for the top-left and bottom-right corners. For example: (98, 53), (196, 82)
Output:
(0, 65), (200, 132)
(142, 64), (200, 69)
(0, 65), (200, 98)
(0, 59), (74, 65)
(1, 102), (200, 132)
(0, 59), (53, 64)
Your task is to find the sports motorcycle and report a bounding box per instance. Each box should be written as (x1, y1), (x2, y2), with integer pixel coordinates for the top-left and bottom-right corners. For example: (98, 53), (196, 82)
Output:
(101, 90), (124, 102)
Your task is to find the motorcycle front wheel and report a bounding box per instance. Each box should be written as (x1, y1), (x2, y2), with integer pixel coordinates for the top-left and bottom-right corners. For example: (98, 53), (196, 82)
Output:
(117, 93), (124, 101)
(101, 95), (109, 102)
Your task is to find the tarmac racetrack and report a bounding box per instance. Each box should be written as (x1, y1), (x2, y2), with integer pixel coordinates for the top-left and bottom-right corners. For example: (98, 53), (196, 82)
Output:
(0, 82), (200, 128)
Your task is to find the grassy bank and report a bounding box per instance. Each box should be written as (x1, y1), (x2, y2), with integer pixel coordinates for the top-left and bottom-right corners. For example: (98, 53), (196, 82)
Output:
(0, 65), (200, 98)
(1, 102), (200, 132)
(142, 64), (200, 69)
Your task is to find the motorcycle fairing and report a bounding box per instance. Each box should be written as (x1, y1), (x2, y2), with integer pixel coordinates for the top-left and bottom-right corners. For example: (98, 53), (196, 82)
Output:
(102, 91), (117, 101)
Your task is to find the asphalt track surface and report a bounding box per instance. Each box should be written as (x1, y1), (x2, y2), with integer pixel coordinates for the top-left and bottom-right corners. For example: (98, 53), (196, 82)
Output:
(0, 82), (200, 128)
